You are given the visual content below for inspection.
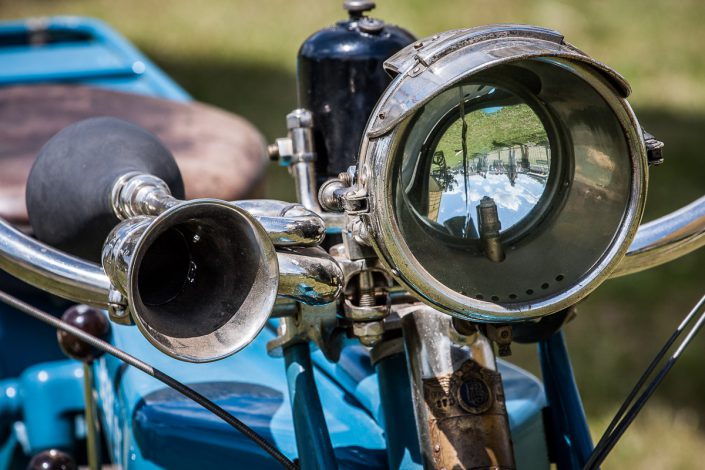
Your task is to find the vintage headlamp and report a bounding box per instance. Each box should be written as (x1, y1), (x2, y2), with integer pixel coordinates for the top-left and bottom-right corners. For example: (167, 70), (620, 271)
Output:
(353, 25), (648, 322)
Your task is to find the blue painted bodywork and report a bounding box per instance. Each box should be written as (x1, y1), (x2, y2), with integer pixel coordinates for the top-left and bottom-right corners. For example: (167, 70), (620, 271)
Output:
(0, 16), (189, 101)
(0, 16), (552, 469)
(20, 361), (85, 453)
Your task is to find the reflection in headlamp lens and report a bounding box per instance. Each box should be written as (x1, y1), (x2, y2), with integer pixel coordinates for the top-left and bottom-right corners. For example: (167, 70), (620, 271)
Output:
(404, 84), (551, 242)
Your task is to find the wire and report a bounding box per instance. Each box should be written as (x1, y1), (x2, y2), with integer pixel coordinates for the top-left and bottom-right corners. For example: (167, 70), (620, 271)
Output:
(0, 289), (298, 470)
(583, 293), (705, 470)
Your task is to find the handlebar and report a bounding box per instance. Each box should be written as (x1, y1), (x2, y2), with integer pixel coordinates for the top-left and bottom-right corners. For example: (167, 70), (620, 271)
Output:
(614, 196), (705, 277)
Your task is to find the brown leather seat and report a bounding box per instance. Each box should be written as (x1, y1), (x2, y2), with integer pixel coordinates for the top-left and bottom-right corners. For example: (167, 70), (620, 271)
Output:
(0, 85), (268, 225)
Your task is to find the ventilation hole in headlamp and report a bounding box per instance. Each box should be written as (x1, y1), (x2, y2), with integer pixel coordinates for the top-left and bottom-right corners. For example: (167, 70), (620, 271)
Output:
(474, 277), (565, 303)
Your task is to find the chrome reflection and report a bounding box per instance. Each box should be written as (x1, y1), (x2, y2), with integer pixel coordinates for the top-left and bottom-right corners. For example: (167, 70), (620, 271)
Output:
(404, 85), (550, 241)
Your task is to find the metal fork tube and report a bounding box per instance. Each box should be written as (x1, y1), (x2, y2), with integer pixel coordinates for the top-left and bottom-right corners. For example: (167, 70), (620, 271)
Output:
(0, 218), (110, 306)
(402, 308), (515, 469)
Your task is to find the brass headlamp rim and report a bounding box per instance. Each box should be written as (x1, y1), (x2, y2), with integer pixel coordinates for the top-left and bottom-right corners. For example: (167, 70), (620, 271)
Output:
(356, 25), (648, 322)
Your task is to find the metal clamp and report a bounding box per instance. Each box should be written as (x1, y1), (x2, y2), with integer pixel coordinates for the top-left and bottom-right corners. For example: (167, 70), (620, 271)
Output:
(643, 129), (664, 166)
(267, 302), (343, 362)
(269, 109), (316, 166)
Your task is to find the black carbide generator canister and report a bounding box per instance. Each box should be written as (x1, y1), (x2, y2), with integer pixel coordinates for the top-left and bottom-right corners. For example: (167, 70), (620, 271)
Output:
(297, 0), (415, 184)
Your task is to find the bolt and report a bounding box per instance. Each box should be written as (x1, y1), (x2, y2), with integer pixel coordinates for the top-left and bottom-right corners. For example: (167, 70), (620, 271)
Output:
(267, 143), (280, 160)
(358, 271), (376, 307)
(359, 334), (383, 347)
(359, 17), (384, 34)
(338, 169), (355, 187)
(452, 317), (477, 336)
(353, 321), (384, 346)
(498, 344), (512, 357)
(343, 0), (376, 14)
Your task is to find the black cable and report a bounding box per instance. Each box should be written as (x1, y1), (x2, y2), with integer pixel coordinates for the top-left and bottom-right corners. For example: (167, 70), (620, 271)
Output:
(0, 289), (297, 470)
(596, 293), (705, 445)
(583, 293), (705, 470)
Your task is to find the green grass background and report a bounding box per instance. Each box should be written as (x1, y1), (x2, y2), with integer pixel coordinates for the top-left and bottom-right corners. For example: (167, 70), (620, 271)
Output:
(1, 1), (704, 467)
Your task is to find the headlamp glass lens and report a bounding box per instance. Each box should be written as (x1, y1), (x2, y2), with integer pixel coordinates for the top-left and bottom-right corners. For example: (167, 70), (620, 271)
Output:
(404, 84), (551, 241)
(388, 59), (634, 309)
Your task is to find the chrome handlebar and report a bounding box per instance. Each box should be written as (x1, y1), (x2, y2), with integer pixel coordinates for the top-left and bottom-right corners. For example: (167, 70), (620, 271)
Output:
(616, 195), (705, 277)
(0, 217), (111, 307)
(1, 193), (703, 313)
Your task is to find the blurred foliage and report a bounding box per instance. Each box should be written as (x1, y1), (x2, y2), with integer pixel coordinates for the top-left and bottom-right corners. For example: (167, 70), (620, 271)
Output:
(1, 0), (704, 467)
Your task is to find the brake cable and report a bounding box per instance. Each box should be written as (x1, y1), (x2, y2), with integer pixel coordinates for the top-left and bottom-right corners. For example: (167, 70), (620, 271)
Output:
(584, 292), (705, 470)
(0, 289), (298, 470)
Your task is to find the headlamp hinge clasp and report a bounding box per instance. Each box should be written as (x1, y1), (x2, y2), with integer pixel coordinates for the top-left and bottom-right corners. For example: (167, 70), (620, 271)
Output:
(343, 187), (370, 214)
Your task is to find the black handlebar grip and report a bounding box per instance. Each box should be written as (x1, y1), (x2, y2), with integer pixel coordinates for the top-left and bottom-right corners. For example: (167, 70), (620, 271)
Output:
(26, 117), (184, 261)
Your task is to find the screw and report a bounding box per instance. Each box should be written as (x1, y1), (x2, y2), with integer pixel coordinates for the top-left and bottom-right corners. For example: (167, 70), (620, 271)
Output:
(267, 143), (280, 160)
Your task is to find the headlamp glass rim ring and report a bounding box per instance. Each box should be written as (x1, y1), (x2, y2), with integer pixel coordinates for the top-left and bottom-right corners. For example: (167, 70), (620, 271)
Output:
(361, 57), (648, 322)
(368, 45), (632, 139)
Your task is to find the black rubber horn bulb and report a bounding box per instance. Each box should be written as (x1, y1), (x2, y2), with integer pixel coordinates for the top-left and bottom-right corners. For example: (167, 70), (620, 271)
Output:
(26, 117), (184, 261)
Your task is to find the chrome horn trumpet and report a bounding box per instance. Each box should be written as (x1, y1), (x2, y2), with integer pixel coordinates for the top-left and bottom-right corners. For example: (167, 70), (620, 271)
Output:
(102, 172), (341, 361)
(102, 193), (281, 362)
(9, 116), (342, 362)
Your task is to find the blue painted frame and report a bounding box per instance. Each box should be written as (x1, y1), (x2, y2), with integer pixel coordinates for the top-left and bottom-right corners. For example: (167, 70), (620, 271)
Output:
(539, 332), (594, 469)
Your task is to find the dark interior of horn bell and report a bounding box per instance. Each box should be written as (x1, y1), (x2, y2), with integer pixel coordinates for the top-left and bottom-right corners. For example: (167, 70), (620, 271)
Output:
(133, 204), (262, 339)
